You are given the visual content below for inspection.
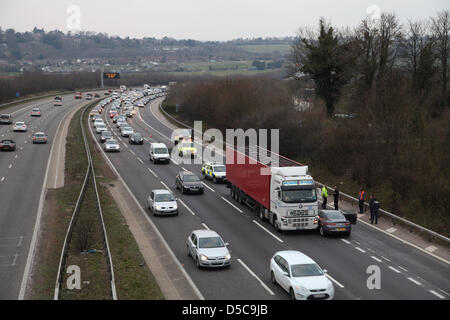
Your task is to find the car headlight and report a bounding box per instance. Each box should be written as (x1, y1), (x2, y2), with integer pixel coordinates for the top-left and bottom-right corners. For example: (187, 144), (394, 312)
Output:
(294, 285), (309, 293)
(225, 253), (231, 260)
(200, 255), (208, 261)
(155, 205), (162, 210)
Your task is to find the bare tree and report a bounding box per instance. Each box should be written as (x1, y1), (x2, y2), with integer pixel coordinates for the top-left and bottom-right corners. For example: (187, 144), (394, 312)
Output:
(431, 10), (449, 93)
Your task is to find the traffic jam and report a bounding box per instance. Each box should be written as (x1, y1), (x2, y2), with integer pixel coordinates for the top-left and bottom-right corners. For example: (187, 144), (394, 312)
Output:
(87, 85), (360, 300)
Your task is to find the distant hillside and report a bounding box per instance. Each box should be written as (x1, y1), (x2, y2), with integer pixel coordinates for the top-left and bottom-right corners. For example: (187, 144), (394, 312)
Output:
(0, 27), (293, 63)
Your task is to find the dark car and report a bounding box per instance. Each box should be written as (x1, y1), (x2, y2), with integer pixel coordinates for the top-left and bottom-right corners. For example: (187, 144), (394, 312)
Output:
(100, 130), (113, 143)
(94, 93), (100, 97)
(0, 114), (13, 124)
(175, 171), (204, 194)
(129, 132), (143, 145)
(0, 139), (16, 151)
(318, 210), (351, 237)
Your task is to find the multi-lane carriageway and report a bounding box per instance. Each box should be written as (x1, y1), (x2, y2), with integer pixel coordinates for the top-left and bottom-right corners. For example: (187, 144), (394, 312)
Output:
(0, 94), (102, 299)
(89, 96), (450, 300)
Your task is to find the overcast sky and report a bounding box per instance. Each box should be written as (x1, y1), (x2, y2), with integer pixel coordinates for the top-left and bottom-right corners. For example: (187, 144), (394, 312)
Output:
(0, 0), (448, 41)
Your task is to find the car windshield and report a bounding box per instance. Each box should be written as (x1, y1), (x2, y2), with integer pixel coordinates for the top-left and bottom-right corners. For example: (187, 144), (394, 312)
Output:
(213, 165), (226, 172)
(15, 122), (24, 125)
(0, 115), (9, 119)
(32, 109), (40, 112)
(35, 134), (45, 137)
(154, 193), (175, 202)
(282, 189), (317, 203)
(155, 148), (168, 154)
(102, 132), (112, 137)
(132, 134), (142, 138)
(198, 237), (224, 248)
(106, 140), (117, 144)
(183, 174), (200, 182)
(124, 127), (132, 131)
(325, 211), (345, 220)
(2, 140), (13, 143)
(97, 124), (106, 128)
(291, 264), (323, 277)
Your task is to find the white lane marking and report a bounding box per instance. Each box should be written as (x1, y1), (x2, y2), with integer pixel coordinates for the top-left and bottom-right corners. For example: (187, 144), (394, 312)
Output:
(137, 157), (144, 164)
(386, 227), (397, 233)
(355, 247), (366, 253)
(341, 239), (351, 244)
(181, 166), (188, 171)
(129, 149), (136, 156)
(1, 177), (4, 182)
(178, 199), (195, 216)
(221, 196), (244, 213)
(429, 290), (445, 299)
(425, 245), (438, 253)
(371, 256), (382, 262)
(237, 259), (275, 296)
(12, 254), (19, 266)
(170, 158), (180, 165)
(398, 266), (409, 272)
(147, 168), (157, 178)
(388, 266), (401, 273)
(24, 141), (27, 144)
(160, 180), (171, 191)
(17, 236), (23, 247)
(325, 273), (345, 288)
(381, 256), (391, 262)
(353, 240), (361, 245)
(366, 247), (375, 253)
(252, 220), (284, 243)
(15, 155), (18, 158)
(20, 147), (23, 150)
(202, 182), (215, 192)
(408, 277), (422, 286)
(8, 164), (12, 169)
(201, 223), (209, 230)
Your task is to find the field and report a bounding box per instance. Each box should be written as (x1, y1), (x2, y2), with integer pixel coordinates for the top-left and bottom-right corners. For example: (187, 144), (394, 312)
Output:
(237, 44), (292, 55)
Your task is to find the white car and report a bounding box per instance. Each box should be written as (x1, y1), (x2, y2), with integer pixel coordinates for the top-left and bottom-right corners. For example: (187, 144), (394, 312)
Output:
(270, 250), (334, 300)
(149, 142), (170, 164)
(187, 230), (231, 269)
(95, 123), (107, 134)
(147, 189), (178, 215)
(93, 119), (105, 128)
(12, 121), (27, 132)
(104, 139), (120, 152)
(121, 126), (134, 137)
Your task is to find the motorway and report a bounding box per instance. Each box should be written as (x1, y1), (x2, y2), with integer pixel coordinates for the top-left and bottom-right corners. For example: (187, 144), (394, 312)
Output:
(89, 97), (450, 300)
(0, 94), (99, 299)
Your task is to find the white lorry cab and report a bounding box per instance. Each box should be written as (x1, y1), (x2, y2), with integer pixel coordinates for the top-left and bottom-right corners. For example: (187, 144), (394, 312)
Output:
(149, 142), (170, 164)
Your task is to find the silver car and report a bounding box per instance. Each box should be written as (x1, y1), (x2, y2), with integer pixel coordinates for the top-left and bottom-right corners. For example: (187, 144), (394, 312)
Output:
(32, 132), (48, 144)
(104, 138), (120, 152)
(95, 123), (107, 134)
(147, 189), (178, 216)
(187, 230), (231, 269)
(121, 126), (134, 137)
(13, 121), (27, 132)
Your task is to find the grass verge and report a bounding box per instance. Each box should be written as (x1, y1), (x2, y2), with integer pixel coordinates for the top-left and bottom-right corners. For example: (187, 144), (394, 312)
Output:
(29, 103), (164, 299)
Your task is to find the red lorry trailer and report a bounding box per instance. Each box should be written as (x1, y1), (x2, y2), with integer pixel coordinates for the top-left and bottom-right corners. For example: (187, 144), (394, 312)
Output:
(226, 146), (319, 232)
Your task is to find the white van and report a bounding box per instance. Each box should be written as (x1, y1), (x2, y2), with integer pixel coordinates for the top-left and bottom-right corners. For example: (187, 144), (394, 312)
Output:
(149, 142), (170, 164)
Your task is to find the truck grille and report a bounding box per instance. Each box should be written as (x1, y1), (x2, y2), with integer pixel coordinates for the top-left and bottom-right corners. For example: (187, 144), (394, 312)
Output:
(289, 210), (311, 217)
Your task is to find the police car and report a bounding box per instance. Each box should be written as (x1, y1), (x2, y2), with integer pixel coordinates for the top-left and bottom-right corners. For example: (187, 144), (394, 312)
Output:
(177, 140), (197, 159)
(201, 161), (226, 183)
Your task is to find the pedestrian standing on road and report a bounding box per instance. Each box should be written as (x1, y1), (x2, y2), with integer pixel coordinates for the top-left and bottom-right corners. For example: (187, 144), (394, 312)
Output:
(369, 194), (374, 222)
(321, 186), (328, 209)
(372, 197), (380, 224)
(357, 188), (366, 213)
(333, 186), (339, 210)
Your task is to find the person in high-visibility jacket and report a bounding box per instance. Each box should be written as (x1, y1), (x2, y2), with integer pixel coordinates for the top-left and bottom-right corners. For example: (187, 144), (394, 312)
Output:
(321, 186), (328, 209)
(358, 188), (366, 213)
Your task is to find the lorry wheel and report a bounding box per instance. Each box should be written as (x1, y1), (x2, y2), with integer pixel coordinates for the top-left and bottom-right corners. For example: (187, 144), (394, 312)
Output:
(259, 207), (266, 221)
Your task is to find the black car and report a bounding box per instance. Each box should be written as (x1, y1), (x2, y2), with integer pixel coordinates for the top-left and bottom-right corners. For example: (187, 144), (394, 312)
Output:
(129, 132), (143, 145)
(0, 139), (16, 151)
(175, 171), (204, 194)
(100, 130), (113, 143)
(318, 210), (351, 237)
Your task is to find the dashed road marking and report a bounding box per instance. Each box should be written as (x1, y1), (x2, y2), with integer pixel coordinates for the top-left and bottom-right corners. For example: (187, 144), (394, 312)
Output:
(355, 247), (366, 253)
(179, 199), (195, 216)
(371, 256), (382, 262)
(407, 277), (421, 286)
(386, 227), (397, 233)
(429, 290), (445, 299)
(201, 223), (209, 230)
(137, 157), (144, 164)
(1, 177), (4, 182)
(381, 256), (391, 262)
(325, 273), (345, 288)
(252, 220), (283, 243)
(388, 266), (401, 273)
(237, 258), (275, 296)
(398, 266), (408, 272)
(8, 164), (12, 169)
(341, 239), (351, 244)
(221, 196), (244, 213)
(147, 168), (157, 177)
(202, 182), (215, 192)
(160, 180), (171, 191)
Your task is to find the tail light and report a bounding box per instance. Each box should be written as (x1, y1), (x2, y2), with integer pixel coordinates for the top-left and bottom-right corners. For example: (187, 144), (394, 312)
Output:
(325, 222), (336, 226)
(345, 222), (351, 226)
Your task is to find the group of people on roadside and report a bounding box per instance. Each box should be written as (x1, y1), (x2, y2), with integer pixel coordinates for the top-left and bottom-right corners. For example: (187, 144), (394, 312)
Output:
(320, 186), (380, 224)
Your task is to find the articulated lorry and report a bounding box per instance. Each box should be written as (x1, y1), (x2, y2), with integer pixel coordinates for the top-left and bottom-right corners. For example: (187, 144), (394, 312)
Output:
(226, 146), (319, 232)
